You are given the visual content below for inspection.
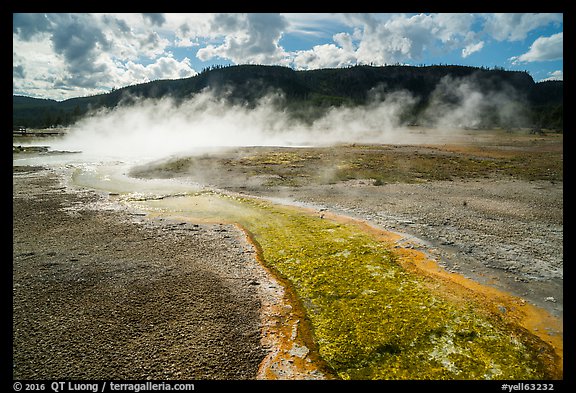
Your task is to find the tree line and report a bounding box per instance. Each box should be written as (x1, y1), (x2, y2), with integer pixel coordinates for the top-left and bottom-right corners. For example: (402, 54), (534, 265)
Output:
(13, 64), (563, 131)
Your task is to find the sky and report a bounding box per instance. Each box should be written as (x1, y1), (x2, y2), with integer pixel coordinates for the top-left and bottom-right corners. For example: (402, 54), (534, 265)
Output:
(13, 13), (564, 101)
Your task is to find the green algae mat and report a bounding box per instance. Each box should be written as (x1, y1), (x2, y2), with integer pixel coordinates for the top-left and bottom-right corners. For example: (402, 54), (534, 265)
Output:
(132, 190), (560, 380)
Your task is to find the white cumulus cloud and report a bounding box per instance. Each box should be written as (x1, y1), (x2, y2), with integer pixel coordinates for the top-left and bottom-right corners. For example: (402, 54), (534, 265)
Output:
(541, 70), (563, 81)
(120, 56), (196, 85)
(462, 41), (484, 58)
(292, 13), (481, 69)
(511, 32), (563, 63)
(196, 13), (290, 65)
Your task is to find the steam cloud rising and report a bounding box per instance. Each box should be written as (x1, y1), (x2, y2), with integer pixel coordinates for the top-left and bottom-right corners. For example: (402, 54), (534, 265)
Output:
(52, 76), (528, 162)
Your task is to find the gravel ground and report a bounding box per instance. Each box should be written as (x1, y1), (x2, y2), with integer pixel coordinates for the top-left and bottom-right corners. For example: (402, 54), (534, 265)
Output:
(12, 166), (277, 380)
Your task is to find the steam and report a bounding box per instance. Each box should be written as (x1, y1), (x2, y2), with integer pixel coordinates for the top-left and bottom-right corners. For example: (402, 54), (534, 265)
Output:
(54, 91), (307, 160)
(52, 75), (528, 163)
(421, 75), (529, 129)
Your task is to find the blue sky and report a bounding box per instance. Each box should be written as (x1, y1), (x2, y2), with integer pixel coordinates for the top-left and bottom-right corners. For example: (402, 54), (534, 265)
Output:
(13, 13), (563, 101)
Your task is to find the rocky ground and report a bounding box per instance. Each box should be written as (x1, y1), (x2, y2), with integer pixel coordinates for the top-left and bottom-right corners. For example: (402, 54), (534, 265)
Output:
(12, 166), (281, 380)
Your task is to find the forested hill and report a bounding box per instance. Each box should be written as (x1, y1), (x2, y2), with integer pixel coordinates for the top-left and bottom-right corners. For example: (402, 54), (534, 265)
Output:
(13, 64), (563, 130)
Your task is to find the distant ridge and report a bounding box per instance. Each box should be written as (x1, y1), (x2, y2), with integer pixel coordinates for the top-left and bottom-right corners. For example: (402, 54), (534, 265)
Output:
(13, 64), (563, 130)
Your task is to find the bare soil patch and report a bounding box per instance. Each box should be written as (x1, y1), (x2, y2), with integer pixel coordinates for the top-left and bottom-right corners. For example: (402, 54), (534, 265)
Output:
(13, 166), (275, 379)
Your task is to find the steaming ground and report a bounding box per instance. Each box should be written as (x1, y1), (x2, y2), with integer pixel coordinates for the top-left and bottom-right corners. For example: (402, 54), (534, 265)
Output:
(48, 79), (529, 162)
(130, 131), (563, 321)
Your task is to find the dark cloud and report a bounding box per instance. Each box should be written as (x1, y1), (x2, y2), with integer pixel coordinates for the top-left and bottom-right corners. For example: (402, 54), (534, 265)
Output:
(142, 13), (166, 26)
(13, 64), (25, 79)
(141, 32), (163, 47)
(212, 13), (244, 32)
(50, 14), (109, 58)
(59, 70), (109, 89)
(244, 13), (288, 55)
(102, 14), (132, 34)
(13, 13), (52, 40)
(49, 14), (112, 88)
(179, 23), (190, 35)
(13, 52), (26, 79)
(13, 13), (113, 89)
